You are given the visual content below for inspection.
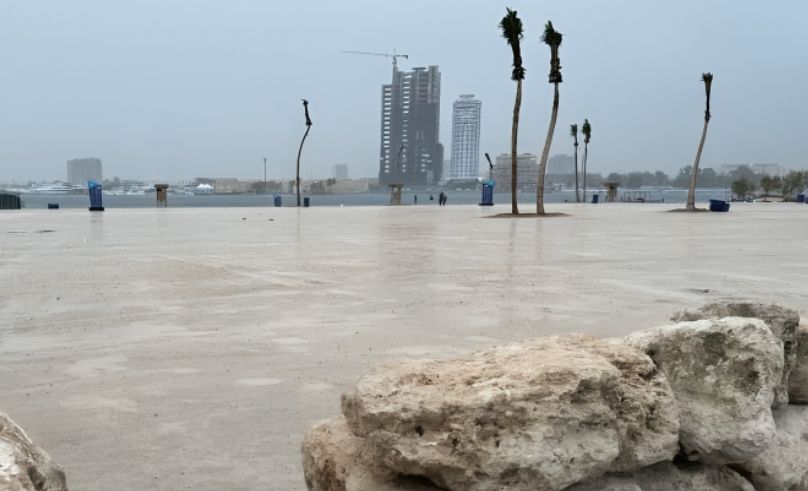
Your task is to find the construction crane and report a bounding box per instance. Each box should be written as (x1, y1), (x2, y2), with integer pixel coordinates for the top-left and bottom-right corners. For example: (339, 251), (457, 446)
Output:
(340, 49), (409, 71)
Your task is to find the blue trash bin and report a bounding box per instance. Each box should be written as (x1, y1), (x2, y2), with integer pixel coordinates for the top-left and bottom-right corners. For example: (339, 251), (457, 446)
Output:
(303, 197), (310, 207)
(591, 194), (599, 204)
(88, 180), (104, 211)
(273, 195), (282, 207)
(797, 194), (806, 203)
(709, 199), (730, 212)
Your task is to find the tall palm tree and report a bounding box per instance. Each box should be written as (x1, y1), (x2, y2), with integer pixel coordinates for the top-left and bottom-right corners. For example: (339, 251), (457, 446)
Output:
(536, 21), (562, 215)
(581, 119), (591, 203)
(296, 99), (313, 207)
(570, 124), (579, 202)
(500, 8), (525, 215)
(686, 73), (713, 211)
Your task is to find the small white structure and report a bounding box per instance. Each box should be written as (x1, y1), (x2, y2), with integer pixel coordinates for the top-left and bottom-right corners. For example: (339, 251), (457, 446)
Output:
(194, 183), (214, 195)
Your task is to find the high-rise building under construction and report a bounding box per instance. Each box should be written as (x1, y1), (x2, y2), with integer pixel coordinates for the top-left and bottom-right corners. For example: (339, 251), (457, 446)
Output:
(378, 65), (443, 186)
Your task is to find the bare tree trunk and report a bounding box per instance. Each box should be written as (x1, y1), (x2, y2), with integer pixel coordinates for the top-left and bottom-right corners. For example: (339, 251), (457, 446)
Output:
(582, 143), (588, 203)
(296, 126), (311, 207)
(536, 83), (559, 215)
(686, 120), (709, 211)
(574, 143), (580, 202)
(510, 79), (522, 214)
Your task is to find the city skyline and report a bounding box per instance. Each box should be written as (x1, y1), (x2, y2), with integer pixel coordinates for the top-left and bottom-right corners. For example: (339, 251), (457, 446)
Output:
(1, 2), (807, 182)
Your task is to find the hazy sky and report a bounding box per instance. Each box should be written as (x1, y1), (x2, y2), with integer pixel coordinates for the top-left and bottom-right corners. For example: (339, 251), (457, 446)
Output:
(1, 1), (807, 182)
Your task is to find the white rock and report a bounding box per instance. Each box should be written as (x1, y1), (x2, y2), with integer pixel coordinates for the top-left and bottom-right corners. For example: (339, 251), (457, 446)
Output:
(626, 317), (783, 464)
(672, 302), (799, 406)
(341, 335), (679, 491)
(301, 417), (442, 491)
(567, 462), (754, 490)
(736, 404), (808, 491)
(0, 411), (67, 491)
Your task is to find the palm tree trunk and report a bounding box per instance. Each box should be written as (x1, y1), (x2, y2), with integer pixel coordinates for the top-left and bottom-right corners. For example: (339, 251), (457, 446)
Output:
(686, 120), (709, 211)
(536, 83), (559, 215)
(574, 143), (580, 202)
(296, 126), (311, 207)
(510, 79), (522, 214)
(582, 143), (588, 203)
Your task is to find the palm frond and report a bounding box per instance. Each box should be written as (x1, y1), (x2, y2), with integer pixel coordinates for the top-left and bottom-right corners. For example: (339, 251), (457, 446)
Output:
(542, 21), (563, 83)
(582, 119), (591, 143)
(570, 124), (578, 137)
(541, 21), (562, 47)
(500, 8), (526, 81)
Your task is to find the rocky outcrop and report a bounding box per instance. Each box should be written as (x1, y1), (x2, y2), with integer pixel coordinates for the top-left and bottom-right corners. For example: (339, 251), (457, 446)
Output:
(789, 321), (808, 404)
(626, 317), (783, 464)
(567, 462), (754, 491)
(671, 302), (798, 406)
(303, 305), (808, 491)
(0, 411), (67, 491)
(341, 335), (679, 491)
(734, 404), (808, 491)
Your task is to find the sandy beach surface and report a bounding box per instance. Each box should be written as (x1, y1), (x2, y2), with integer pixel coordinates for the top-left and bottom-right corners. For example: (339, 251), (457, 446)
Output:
(1, 203), (806, 490)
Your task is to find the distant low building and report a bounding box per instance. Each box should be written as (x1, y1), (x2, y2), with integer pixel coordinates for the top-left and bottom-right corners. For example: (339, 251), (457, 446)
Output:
(333, 164), (349, 180)
(67, 158), (103, 186)
(492, 153), (538, 192)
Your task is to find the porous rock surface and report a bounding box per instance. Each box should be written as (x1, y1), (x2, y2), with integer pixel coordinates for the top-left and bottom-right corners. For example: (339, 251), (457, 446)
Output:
(0, 411), (67, 491)
(735, 404), (808, 491)
(302, 416), (440, 491)
(341, 334), (679, 491)
(625, 317), (783, 464)
(566, 461), (754, 491)
(789, 321), (808, 404)
(302, 417), (442, 491)
(672, 302), (799, 406)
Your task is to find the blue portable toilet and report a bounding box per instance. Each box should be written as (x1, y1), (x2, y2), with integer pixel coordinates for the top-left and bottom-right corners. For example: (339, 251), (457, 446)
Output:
(88, 180), (104, 211)
(797, 194), (806, 203)
(479, 180), (495, 206)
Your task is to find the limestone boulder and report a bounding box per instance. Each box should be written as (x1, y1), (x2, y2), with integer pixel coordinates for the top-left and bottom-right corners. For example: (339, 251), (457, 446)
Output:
(341, 335), (679, 491)
(0, 411), (67, 491)
(789, 321), (808, 404)
(626, 317), (783, 464)
(302, 417), (442, 491)
(736, 404), (808, 491)
(567, 462), (754, 491)
(671, 302), (799, 406)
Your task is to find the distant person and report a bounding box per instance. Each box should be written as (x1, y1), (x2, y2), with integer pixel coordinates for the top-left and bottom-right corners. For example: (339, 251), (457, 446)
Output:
(414, 195), (418, 205)
(438, 191), (446, 206)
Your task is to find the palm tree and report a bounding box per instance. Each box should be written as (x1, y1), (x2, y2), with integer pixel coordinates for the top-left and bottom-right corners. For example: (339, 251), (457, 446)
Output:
(536, 21), (563, 215)
(570, 124), (580, 202)
(500, 8), (525, 215)
(686, 73), (713, 211)
(581, 119), (591, 203)
(296, 99), (313, 207)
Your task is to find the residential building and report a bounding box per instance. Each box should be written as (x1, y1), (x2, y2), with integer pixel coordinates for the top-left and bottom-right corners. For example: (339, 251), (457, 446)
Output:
(492, 153), (539, 192)
(67, 158), (102, 186)
(333, 163), (349, 180)
(449, 94), (482, 180)
(379, 65), (443, 186)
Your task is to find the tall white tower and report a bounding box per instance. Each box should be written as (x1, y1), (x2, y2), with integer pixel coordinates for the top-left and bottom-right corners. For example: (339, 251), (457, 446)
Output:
(450, 94), (482, 180)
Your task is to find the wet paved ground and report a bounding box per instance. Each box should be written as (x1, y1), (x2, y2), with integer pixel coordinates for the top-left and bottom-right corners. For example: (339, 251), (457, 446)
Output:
(1, 202), (806, 490)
